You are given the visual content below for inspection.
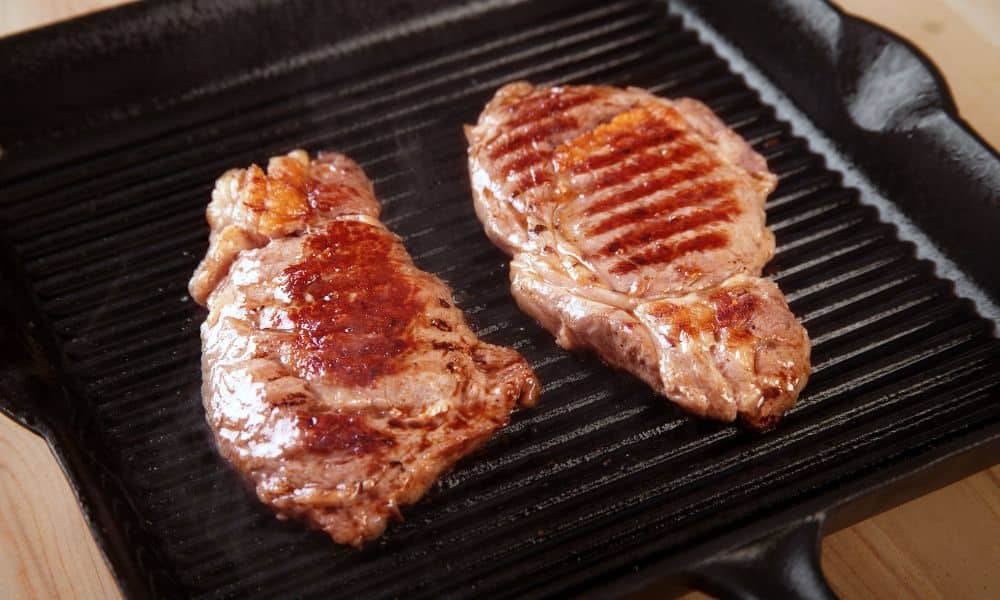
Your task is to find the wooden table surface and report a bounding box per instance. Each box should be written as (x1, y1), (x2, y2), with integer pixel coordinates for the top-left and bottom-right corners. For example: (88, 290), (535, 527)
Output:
(1, 1), (998, 598)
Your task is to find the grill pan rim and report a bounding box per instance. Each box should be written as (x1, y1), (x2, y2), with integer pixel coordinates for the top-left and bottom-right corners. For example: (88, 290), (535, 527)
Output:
(1, 0), (998, 598)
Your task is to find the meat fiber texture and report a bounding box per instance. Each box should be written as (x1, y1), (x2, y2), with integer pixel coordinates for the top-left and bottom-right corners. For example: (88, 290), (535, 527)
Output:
(466, 82), (810, 429)
(189, 150), (539, 546)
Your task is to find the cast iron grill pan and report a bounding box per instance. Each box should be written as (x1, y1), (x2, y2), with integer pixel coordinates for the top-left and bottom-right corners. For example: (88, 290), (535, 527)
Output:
(0, 0), (998, 597)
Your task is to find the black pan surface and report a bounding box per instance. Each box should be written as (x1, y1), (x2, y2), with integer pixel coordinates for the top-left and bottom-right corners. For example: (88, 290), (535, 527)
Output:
(1, 1), (998, 598)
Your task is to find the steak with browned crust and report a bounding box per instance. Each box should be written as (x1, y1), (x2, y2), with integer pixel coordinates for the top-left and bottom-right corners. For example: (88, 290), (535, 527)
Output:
(190, 150), (539, 546)
(466, 82), (809, 429)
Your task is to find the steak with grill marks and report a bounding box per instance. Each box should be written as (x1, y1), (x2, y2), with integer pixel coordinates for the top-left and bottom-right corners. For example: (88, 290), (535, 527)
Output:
(189, 150), (539, 546)
(466, 82), (810, 429)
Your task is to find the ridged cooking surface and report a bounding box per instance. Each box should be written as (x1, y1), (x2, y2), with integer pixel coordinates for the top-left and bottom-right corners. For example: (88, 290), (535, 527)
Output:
(2, 1), (999, 597)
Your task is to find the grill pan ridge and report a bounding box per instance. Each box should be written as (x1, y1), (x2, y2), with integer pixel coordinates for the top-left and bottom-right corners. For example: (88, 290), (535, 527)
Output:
(1, 0), (999, 598)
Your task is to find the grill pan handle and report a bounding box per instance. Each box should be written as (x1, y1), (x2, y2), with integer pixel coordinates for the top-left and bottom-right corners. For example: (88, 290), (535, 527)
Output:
(688, 514), (836, 600)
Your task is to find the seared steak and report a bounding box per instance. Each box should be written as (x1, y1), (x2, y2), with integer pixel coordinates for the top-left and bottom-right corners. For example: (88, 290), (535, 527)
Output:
(467, 82), (809, 429)
(190, 150), (539, 546)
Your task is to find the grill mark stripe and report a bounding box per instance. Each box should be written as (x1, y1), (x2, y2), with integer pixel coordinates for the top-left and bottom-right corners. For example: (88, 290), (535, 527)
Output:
(569, 126), (684, 174)
(586, 176), (731, 236)
(611, 231), (729, 274)
(516, 169), (554, 191)
(582, 140), (702, 195)
(504, 89), (602, 130)
(600, 198), (738, 256)
(501, 104), (690, 196)
(488, 114), (579, 161)
(583, 151), (674, 193)
(503, 151), (548, 178)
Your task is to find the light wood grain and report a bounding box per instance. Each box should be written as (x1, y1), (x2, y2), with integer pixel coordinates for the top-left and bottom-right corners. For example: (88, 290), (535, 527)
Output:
(1, 1), (998, 599)
(0, 421), (119, 600)
(822, 467), (1000, 599)
(0, 0), (126, 35)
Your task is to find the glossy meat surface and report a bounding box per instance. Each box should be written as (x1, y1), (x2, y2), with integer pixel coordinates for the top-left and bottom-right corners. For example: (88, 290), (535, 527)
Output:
(190, 151), (539, 546)
(468, 82), (809, 428)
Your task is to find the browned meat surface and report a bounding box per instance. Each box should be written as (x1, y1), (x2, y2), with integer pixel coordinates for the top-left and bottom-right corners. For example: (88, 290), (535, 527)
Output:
(189, 150), (539, 546)
(467, 82), (809, 429)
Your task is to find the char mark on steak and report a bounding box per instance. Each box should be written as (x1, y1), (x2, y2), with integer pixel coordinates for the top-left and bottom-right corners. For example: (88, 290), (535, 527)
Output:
(467, 82), (809, 429)
(190, 150), (539, 546)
